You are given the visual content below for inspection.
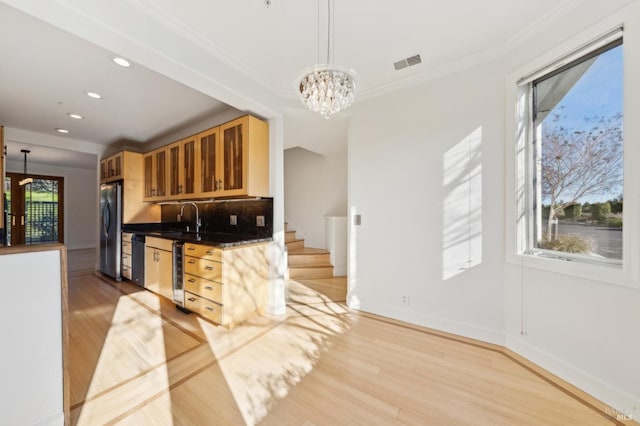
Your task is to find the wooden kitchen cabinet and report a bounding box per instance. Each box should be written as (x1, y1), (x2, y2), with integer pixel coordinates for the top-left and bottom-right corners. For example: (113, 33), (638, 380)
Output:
(198, 127), (220, 196)
(144, 236), (174, 301)
(100, 151), (159, 223)
(168, 135), (198, 199)
(100, 151), (124, 183)
(218, 115), (269, 197)
(143, 115), (269, 201)
(143, 148), (168, 201)
(183, 241), (268, 328)
(198, 115), (269, 198)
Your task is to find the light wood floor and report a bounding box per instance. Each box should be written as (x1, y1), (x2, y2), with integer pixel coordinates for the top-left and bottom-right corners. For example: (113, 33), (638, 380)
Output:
(66, 251), (623, 425)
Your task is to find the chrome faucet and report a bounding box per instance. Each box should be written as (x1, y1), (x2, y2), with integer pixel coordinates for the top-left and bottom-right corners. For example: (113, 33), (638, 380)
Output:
(180, 202), (201, 234)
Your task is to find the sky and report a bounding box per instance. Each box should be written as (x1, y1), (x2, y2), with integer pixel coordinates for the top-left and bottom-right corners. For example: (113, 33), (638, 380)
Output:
(547, 45), (623, 132)
(541, 44), (624, 204)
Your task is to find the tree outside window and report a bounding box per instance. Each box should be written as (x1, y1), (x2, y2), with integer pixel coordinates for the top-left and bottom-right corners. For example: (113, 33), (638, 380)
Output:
(531, 39), (623, 262)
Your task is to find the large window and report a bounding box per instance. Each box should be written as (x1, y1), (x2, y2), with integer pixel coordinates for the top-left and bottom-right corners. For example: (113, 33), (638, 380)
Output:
(519, 30), (623, 266)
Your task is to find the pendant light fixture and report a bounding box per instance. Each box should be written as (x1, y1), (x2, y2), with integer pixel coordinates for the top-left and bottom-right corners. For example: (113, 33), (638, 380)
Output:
(298, 0), (356, 119)
(19, 149), (33, 186)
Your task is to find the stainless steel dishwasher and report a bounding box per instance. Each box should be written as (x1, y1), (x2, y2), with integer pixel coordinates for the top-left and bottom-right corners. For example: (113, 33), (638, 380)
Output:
(131, 234), (145, 287)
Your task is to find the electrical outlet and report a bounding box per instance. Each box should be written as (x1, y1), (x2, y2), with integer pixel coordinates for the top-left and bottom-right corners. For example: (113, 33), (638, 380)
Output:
(230, 215), (237, 225)
(256, 215), (265, 227)
(401, 295), (410, 306)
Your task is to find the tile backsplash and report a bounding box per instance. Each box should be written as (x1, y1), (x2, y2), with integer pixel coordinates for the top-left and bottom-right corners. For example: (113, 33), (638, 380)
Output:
(161, 198), (273, 237)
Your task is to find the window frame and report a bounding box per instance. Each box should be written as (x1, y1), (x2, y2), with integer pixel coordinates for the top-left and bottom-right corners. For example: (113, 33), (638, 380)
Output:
(505, 24), (639, 288)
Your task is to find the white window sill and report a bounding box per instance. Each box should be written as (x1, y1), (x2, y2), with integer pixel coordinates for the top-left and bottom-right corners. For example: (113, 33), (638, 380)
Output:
(506, 252), (639, 289)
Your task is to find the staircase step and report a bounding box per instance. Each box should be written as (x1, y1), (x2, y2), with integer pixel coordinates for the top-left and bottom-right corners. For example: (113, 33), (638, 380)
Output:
(285, 239), (305, 251)
(284, 222), (290, 232)
(289, 264), (334, 280)
(288, 247), (331, 266)
(285, 230), (297, 242)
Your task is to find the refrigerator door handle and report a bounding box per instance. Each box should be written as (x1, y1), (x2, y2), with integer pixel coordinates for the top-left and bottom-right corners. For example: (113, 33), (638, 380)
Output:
(103, 201), (110, 237)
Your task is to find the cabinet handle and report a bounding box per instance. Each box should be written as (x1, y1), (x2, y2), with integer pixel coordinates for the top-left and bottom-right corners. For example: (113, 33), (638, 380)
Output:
(188, 278), (196, 283)
(204, 285), (213, 291)
(188, 297), (196, 302)
(187, 247), (195, 251)
(205, 305), (215, 312)
(188, 260), (196, 264)
(204, 266), (214, 271)
(205, 251), (214, 255)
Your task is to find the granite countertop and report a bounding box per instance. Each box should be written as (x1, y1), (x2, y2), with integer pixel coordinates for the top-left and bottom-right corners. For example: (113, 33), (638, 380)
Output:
(130, 229), (272, 248)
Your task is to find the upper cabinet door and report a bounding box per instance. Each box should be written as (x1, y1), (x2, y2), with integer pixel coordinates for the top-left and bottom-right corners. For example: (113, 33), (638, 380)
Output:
(220, 117), (245, 194)
(167, 136), (198, 199)
(168, 141), (182, 198)
(198, 127), (220, 197)
(218, 115), (269, 198)
(143, 152), (155, 201)
(155, 148), (167, 198)
(182, 136), (198, 197)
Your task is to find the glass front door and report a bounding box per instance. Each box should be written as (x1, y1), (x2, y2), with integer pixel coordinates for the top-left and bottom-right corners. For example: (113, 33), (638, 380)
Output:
(5, 173), (64, 246)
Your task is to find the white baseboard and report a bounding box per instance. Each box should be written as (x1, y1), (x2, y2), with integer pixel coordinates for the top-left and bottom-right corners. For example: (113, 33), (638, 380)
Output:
(357, 299), (505, 346)
(506, 335), (639, 419)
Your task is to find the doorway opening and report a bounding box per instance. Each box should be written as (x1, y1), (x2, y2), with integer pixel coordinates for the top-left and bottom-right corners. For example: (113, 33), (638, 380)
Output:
(5, 172), (64, 245)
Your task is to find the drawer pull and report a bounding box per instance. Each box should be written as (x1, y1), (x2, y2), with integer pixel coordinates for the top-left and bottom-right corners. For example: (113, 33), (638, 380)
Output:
(187, 247), (195, 251)
(206, 251), (213, 255)
(204, 266), (214, 271)
(204, 285), (213, 291)
(188, 260), (196, 264)
(188, 297), (196, 302)
(205, 306), (215, 312)
(188, 278), (196, 283)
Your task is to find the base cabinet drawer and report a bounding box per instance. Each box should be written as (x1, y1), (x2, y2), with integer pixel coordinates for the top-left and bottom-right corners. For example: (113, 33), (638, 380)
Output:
(185, 292), (223, 324)
(184, 274), (223, 304)
(184, 243), (222, 262)
(184, 256), (222, 281)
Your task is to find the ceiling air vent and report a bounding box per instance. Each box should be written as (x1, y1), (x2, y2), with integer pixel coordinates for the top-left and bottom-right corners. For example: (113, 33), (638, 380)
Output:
(393, 54), (422, 71)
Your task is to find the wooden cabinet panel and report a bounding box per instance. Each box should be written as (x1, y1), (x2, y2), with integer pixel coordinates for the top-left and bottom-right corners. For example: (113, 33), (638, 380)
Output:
(141, 115), (268, 201)
(199, 127), (220, 195)
(99, 151), (159, 223)
(185, 293), (223, 324)
(184, 257), (222, 282)
(184, 274), (223, 304)
(168, 136), (198, 199)
(182, 242), (268, 327)
(184, 243), (222, 262)
(144, 237), (173, 301)
(218, 115), (269, 198)
(143, 148), (168, 200)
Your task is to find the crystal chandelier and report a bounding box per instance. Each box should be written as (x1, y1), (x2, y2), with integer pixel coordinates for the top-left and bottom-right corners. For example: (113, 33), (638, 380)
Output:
(298, 0), (356, 119)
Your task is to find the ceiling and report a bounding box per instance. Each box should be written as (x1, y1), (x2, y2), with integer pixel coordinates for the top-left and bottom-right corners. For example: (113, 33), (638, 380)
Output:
(0, 0), (593, 168)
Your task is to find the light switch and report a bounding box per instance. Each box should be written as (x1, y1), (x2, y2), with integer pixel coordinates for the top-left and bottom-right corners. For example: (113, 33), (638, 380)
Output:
(230, 215), (237, 225)
(256, 216), (265, 227)
(354, 214), (362, 226)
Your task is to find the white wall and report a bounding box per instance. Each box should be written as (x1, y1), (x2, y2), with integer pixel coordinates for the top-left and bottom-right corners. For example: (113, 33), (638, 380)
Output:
(0, 249), (65, 425)
(284, 147), (347, 249)
(7, 160), (98, 250)
(502, 0), (640, 416)
(348, 0), (640, 416)
(348, 58), (506, 344)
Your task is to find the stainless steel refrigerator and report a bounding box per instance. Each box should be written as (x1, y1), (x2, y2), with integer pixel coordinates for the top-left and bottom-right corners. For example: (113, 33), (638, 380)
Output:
(100, 181), (122, 281)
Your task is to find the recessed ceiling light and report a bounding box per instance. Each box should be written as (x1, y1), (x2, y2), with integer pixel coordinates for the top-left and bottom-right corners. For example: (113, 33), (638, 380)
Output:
(86, 91), (102, 99)
(67, 113), (83, 120)
(56, 128), (70, 134)
(112, 56), (131, 67)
